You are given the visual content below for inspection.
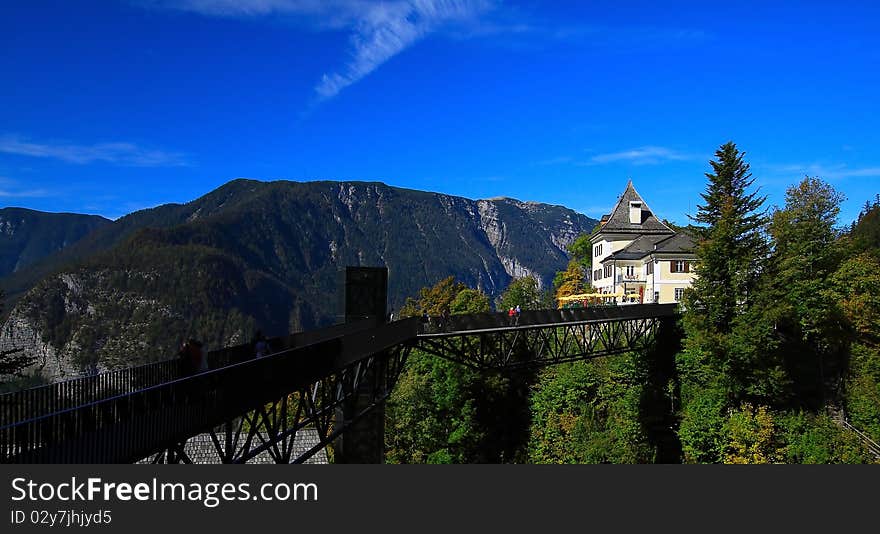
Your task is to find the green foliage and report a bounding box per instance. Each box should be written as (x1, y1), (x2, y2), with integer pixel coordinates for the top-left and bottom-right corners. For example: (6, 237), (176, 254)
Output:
(754, 178), (849, 409)
(399, 276), (468, 317)
(850, 194), (880, 253)
(768, 178), (847, 345)
(385, 350), (486, 463)
(388, 276), (542, 463)
(719, 406), (876, 464)
(496, 275), (542, 311)
(677, 143), (771, 461)
(777, 412), (875, 464)
(449, 288), (491, 315)
(566, 233), (593, 270)
(685, 141), (768, 333)
(529, 356), (653, 464)
(830, 253), (880, 443)
(723, 403), (778, 464)
(677, 387), (727, 463)
(677, 163), (880, 463)
(831, 253), (880, 346)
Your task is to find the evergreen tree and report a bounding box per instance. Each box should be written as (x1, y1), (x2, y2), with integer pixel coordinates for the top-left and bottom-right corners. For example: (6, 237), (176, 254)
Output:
(676, 141), (768, 461)
(686, 141), (768, 331)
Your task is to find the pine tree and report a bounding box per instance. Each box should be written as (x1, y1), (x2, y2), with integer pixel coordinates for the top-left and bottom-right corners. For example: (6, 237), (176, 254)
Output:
(687, 141), (768, 332)
(676, 141), (768, 462)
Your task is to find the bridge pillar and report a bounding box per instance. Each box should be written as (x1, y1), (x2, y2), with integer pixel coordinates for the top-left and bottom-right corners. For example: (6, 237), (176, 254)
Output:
(334, 267), (388, 464)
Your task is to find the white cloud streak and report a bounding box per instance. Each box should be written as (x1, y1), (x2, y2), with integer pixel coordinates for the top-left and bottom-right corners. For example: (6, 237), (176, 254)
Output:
(766, 163), (880, 180)
(587, 146), (692, 165)
(315, 1), (496, 100)
(0, 177), (54, 198)
(149, 0), (496, 101)
(0, 135), (189, 167)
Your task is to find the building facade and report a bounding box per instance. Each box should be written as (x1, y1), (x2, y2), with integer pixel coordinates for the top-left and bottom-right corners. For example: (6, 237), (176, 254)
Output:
(590, 181), (696, 304)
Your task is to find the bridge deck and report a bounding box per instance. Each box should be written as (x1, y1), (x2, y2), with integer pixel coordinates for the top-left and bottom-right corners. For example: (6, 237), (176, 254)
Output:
(1, 318), (419, 463)
(418, 303), (676, 338)
(0, 304), (678, 463)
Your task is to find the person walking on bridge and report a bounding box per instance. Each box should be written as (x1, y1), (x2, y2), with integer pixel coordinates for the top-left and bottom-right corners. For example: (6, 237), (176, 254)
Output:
(253, 330), (269, 359)
(178, 338), (205, 376)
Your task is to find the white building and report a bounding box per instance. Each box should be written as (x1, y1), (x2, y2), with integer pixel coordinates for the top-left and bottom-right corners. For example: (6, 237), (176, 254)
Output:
(589, 181), (696, 304)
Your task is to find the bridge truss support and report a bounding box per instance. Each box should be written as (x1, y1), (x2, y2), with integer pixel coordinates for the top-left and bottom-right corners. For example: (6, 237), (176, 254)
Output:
(144, 343), (411, 464)
(416, 315), (663, 370)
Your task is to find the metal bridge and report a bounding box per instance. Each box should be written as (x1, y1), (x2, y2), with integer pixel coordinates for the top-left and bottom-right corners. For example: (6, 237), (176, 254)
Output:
(0, 268), (677, 465)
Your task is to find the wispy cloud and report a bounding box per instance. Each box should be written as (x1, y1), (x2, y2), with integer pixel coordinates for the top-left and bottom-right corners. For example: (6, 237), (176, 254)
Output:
(315, 1), (498, 100)
(0, 135), (189, 167)
(764, 162), (880, 180)
(0, 176), (54, 198)
(148, 0), (496, 101)
(586, 146), (693, 165)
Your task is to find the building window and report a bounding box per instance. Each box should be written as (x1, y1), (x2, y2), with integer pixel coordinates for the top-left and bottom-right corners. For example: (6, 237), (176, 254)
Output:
(604, 265), (612, 278)
(646, 261), (653, 275)
(674, 288), (685, 301)
(594, 243), (603, 257)
(625, 265), (635, 277)
(594, 269), (602, 281)
(670, 260), (690, 273)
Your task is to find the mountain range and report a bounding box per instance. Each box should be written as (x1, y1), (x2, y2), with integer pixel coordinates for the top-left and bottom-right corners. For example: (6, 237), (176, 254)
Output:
(0, 208), (110, 279)
(0, 179), (596, 383)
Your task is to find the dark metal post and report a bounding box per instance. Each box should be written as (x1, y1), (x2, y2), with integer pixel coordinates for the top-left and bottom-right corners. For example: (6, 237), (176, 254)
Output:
(335, 267), (388, 464)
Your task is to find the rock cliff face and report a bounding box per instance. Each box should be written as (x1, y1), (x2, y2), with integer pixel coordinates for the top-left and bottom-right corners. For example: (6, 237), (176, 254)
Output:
(0, 208), (109, 278)
(0, 179), (596, 383)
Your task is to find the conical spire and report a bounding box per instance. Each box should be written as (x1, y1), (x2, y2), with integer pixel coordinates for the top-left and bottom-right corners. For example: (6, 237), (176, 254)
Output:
(597, 181), (674, 235)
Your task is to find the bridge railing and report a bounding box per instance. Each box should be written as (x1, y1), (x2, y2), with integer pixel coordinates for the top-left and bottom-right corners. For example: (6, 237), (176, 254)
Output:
(0, 318), (420, 464)
(0, 318), (383, 427)
(420, 303), (677, 335)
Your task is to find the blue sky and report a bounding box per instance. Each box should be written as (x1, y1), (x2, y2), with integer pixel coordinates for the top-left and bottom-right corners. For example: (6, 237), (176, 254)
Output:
(1, 0), (878, 225)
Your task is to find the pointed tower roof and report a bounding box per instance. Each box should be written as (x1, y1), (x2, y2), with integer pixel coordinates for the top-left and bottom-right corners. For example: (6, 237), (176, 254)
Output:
(596, 181), (674, 235)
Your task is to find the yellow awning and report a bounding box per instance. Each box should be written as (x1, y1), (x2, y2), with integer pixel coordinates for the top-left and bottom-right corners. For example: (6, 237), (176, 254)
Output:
(557, 292), (624, 302)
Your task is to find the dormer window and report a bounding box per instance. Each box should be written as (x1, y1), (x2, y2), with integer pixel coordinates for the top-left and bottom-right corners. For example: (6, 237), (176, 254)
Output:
(629, 201), (642, 224)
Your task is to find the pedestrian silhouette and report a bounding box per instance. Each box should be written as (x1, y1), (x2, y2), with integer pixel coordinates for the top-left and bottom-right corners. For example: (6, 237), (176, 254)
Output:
(253, 330), (269, 359)
(178, 338), (204, 376)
